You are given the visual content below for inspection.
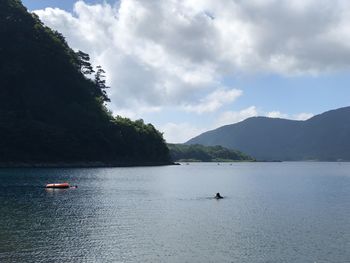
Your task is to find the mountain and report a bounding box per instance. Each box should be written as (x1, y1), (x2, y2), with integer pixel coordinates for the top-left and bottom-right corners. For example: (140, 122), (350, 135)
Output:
(0, 0), (171, 166)
(187, 107), (350, 161)
(168, 143), (254, 162)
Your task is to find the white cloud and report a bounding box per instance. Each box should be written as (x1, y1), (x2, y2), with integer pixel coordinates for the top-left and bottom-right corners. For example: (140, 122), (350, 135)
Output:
(112, 106), (162, 120)
(160, 122), (207, 143)
(216, 106), (258, 127)
(183, 88), (242, 114)
(266, 111), (314, 120)
(293, 112), (314, 120)
(35, 1), (221, 114)
(266, 111), (289, 119)
(34, 0), (350, 115)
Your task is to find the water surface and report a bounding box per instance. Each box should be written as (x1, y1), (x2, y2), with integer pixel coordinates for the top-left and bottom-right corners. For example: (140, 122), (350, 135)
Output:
(0, 162), (349, 262)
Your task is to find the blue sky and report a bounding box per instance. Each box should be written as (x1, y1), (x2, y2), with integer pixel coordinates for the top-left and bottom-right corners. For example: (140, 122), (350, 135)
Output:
(23, 0), (114, 11)
(22, 0), (350, 142)
(228, 73), (350, 114)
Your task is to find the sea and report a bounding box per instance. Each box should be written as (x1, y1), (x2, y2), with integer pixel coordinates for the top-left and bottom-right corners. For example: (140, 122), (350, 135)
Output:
(0, 162), (349, 262)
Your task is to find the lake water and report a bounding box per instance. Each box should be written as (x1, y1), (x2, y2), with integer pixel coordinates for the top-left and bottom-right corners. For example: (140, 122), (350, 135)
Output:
(0, 162), (349, 263)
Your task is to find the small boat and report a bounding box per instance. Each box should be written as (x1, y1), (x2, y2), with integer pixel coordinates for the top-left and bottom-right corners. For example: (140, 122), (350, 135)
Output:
(46, 183), (70, 189)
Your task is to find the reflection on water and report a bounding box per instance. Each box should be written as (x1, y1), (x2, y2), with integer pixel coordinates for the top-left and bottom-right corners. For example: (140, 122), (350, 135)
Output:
(0, 163), (350, 262)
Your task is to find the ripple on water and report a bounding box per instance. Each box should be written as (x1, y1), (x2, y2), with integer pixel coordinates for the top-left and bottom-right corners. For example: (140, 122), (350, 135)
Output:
(0, 163), (350, 262)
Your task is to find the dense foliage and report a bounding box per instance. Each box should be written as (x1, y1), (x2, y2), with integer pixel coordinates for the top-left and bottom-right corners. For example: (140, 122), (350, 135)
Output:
(187, 107), (350, 161)
(168, 144), (254, 162)
(0, 0), (171, 165)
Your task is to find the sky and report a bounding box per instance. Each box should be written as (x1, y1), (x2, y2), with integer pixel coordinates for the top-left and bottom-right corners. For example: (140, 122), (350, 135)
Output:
(22, 0), (350, 143)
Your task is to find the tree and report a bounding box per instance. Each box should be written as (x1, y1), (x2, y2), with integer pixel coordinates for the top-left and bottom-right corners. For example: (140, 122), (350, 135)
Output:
(76, 50), (94, 75)
(94, 65), (110, 102)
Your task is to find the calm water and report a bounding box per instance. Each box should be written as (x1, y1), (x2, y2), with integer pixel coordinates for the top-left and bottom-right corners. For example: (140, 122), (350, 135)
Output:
(0, 162), (349, 263)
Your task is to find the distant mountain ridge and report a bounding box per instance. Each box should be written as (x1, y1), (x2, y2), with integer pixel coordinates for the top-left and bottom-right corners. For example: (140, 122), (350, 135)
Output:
(187, 107), (350, 161)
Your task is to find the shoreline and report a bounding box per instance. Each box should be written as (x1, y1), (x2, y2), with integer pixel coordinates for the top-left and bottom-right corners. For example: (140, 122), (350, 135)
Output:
(1, 160), (347, 168)
(0, 161), (175, 168)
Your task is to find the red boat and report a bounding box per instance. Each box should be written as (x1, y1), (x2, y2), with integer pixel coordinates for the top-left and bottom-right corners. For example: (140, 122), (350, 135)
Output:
(46, 183), (70, 189)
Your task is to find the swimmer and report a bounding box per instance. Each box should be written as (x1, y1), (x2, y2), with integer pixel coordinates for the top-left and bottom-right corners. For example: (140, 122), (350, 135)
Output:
(215, 192), (223, 199)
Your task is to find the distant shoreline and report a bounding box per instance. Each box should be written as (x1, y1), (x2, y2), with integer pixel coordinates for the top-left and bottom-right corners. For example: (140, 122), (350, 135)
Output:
(0, 161), (175, 168)
(176, 159), (256, 163)
(1, 160), (348, 168)
(176, 160), (349, 163)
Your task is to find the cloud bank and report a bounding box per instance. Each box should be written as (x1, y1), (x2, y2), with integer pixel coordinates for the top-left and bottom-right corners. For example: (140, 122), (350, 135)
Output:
(35, 0), (350, 115)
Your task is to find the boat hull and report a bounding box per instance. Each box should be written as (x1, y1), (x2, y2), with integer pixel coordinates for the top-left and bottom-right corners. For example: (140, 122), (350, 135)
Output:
(46, 183), (70, 189)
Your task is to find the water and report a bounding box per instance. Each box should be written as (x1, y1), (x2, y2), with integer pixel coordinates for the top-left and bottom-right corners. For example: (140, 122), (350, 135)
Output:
(0, 162), (349, 263)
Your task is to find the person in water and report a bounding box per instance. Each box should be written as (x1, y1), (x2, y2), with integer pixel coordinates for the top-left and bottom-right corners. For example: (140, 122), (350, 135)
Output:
(215, 192), (223, 199)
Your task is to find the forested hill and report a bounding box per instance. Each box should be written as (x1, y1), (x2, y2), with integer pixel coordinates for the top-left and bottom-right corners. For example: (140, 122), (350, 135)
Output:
(168, 144), (254, 162)
(187, 106), (350, 161)
(0, 0), (171, 166)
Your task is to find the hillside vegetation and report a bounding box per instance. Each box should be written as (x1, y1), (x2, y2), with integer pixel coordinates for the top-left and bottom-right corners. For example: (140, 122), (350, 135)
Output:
(0, 0), (171, 166)
(168, 144), (254, 162)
